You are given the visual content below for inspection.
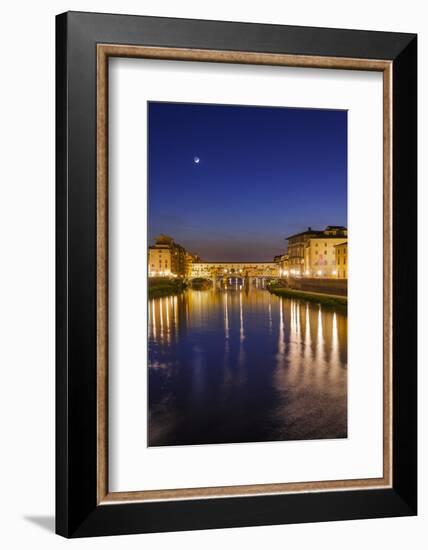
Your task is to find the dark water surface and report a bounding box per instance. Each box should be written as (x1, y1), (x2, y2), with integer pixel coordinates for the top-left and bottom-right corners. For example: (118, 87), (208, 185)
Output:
(148, 284), (347, 446)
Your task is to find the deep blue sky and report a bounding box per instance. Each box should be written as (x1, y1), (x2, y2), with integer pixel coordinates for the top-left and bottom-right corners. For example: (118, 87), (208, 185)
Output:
(148, 102), (347, 262)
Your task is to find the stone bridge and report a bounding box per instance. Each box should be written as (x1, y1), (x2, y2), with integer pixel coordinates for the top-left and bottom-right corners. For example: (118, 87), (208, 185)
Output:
(190, 262), (279, 282)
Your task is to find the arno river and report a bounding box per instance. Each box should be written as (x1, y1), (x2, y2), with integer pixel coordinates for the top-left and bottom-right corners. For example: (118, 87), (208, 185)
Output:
(148, 282), (347, 447)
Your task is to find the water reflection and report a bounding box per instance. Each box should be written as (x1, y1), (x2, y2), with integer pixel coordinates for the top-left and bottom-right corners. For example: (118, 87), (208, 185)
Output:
(148, 287), (347, 446)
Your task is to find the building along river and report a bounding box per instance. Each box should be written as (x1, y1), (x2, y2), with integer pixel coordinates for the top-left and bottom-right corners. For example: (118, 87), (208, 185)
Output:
(148, 281), (347, 447)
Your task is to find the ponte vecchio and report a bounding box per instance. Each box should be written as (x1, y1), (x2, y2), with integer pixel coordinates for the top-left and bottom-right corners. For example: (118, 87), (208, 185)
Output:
(190, 262), (279, 283)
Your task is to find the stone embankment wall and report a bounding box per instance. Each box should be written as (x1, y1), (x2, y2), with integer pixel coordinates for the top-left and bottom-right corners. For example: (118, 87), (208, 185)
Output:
(287, 277), (347, 297)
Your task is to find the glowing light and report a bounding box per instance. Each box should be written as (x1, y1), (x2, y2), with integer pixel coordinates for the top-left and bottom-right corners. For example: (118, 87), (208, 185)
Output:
(317, 270), (322, 276)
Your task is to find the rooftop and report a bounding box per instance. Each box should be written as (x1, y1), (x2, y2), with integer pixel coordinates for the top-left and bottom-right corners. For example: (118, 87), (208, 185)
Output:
(307, 235), (349, 241)
(286, 225), (347, 240)
(285, 228), (324, 240)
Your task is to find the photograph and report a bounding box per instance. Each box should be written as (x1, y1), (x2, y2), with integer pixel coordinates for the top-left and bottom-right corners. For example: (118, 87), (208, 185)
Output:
(147, 101), (348, 447)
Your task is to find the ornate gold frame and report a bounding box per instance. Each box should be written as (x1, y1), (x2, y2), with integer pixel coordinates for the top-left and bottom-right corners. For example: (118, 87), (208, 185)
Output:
(96, 44), (392, 504)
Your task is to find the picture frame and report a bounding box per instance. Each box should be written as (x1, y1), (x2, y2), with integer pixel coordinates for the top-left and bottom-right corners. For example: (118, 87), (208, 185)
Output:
(56, 11), (417, 537)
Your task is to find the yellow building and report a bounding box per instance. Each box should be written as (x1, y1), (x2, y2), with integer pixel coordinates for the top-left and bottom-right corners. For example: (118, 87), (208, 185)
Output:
(304, 236), (347, 278)
(148, 234), (186, 277)
(286, 227), (322, 276)
(274, 253), (289, 277)
(335, 241), (348, 279)
(287, 226), (347, 277)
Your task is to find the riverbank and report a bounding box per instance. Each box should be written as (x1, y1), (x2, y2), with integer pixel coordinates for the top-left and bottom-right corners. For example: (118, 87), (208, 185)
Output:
(268, 284), (347, 311)
(148, 277), (187, 299)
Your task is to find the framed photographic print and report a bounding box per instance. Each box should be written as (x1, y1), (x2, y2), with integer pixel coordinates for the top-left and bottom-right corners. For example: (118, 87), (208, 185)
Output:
(56, 11), (417, 537)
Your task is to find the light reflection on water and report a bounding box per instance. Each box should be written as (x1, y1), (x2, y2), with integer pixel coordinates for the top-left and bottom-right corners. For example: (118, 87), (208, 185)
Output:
(148, 286), (347, 446)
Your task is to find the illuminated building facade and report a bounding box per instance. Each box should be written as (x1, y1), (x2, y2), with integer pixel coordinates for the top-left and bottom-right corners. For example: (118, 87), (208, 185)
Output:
(148, 234), (186, 277)
(335, 241), (348, 279)
(274, 253), (289, 277)
(287, 226), (347, 277)
(286, 227), (324, 276)
(304, 236), (347, 278)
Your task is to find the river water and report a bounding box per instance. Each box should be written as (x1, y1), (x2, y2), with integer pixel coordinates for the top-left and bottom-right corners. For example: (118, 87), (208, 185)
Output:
(148, 283), (347, 446)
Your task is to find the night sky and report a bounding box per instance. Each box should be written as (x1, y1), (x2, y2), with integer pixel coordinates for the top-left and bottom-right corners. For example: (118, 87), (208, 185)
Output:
(148, 102), (347, 262)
